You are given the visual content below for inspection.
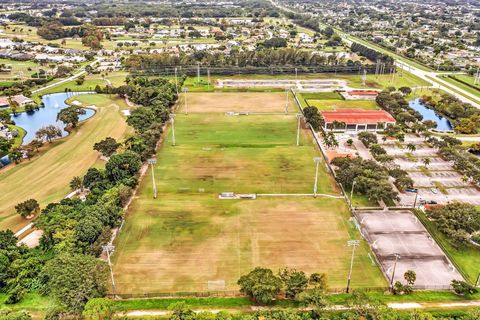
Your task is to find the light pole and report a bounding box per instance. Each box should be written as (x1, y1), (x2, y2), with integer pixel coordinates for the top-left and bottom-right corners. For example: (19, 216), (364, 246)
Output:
(183, 87), (188, 115)
(390, 253), (401, 289)
(313, 157), (321, 197)
(296, 114), (302, 146)
(295, 67), (298, 80)
(174, 66), (179, 95)
(413, 189), (419, 208)
(170, 114), (176, 146)
(102, 245), (116, 296)
(285, 88), (289, 114)
(350, 179), (357, 201)
(346, 240), (360, 293)
(147, 158), (157, 199)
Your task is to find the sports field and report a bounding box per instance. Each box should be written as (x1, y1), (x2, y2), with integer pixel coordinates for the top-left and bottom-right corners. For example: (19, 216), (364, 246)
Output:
(0, 94), (132, 232)
(112, 92), (386, 294)
(306, 99), (379, 110)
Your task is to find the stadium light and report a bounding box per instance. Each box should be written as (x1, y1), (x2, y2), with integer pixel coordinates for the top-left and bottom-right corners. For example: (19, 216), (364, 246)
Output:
(346, 240), (360, 293)
(390, 253), (401, 289)
(183, 87), (188, 115)
(313, 157), (321, 197)
(102, 245), (116, 296)
(285, 88), (289, 114)
(296, 114), (302, 146)
(170, 114), (176, 146)
(350, 179), (357, 202)
(147, 158), (157, 199)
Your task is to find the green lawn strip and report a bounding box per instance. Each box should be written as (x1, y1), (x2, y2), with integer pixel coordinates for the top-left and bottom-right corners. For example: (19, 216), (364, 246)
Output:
(9, 124), (26, 148)
(32, 78), (105, 103)
(438, 76), (480, 100)
(111, 290), (480, 312)
(299, 92), (343, 100)
(0, 293), (53, 312)
(414, 210), (480, 283)
(425, 75), (480, 106)
(306, 99), (379, 110)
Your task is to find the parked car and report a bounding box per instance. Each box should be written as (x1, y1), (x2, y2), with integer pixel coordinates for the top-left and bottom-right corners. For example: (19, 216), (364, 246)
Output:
(406, 188), (418, 193)
(431, 188), (438, 194)
(427, 200), (438, 204)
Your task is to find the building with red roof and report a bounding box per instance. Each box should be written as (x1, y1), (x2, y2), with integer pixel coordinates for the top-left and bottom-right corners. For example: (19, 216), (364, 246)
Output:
(320, 109), (396, 132)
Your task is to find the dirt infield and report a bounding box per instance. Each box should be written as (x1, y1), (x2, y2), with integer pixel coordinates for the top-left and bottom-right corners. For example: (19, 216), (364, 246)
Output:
(355, 209), (463, 288)
(178, 92), (296, 113)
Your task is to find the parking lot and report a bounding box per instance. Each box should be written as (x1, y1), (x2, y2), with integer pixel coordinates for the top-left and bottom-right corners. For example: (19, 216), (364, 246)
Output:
(378, 134), (480, 206)
(355, 209), (463, 288)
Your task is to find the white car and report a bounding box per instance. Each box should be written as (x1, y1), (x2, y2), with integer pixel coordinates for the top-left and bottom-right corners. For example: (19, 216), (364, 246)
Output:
(431, 188), (438, 194)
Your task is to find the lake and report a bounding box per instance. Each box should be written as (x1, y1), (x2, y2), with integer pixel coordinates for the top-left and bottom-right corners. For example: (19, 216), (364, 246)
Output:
(409, 98), (453, 132)
(12, 92), (95, 144)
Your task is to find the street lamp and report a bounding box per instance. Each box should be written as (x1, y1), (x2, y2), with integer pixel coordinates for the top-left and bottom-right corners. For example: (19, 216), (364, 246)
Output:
(412, 189), (419, 208)
(147, 158), (157, 199)
(170, 114), (176, 146)
(346, 240), (360, 293)
(390, 253), (401, 289)
(183, 87), (188, 115)
(102, 245), (116, 296)
(296, 114), (302, 146)
(313, 157), (321, 197)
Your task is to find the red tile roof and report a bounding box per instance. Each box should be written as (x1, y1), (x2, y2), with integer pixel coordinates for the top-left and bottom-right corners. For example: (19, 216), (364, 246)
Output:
(321, 109), (396, 125)
(347, 91), (379, 95)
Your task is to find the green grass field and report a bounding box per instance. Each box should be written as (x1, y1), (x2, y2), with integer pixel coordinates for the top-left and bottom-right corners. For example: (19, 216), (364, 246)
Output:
(112, 93), (386, 295)
(306, 99), (379, 110)
(0, 58), (40, 81)
(0, 94), (133, 232)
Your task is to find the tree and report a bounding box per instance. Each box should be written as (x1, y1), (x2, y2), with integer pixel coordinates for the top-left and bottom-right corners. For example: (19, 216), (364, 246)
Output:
(70, 176), (83, 192)
(237, 267), (282, 304)
(35, 125), (62, 143)
(404, 270), (416, 286)
(451, 280), (478, 296)
(278, 268), (308, 299)
(93, 137), (120, 158)
(357, 131), (377, 147)
(0, 137), (13, 154)
(8, 97), (19, 116)
(168, 302), (195, 320)
(40, 254), (109, 313)
(57, 106), (86, 128)
(82, 298), (113, 320)
(75, 75), (85, 85)
(398, 87), (412, 95)
(126, 107), (156, 133)
(105, 151), (142, 183)
(15, 199), (39, 218)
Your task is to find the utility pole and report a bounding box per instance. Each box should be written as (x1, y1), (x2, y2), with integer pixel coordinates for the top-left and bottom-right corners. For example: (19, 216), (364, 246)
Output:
(183, 87), (188, 114)
(147, 158), (157, 199)
(313, 157), (321, 197)
(350, 179), (357, 201)
(285, 88), (289, 114)
(170, 114), (176, 146)
(102, 245), (116, 296)
(207, 68), (211, 90)
(296, 114), (302, 146)
(295, 67), (298, 81)
(390, 253), (401, 289)
(346, 240), (360, 293)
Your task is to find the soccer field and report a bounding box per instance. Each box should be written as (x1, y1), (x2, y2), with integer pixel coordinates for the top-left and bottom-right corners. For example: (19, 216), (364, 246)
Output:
(112, 93), (386, 294)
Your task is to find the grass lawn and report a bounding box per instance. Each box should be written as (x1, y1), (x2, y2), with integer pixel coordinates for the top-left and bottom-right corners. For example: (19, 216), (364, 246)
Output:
(32, 78), (106, 103)
(305, 99), (379, 110)
(449, 74), (480, 90)
(439, 75), (480, 100)
(112, 94), (385, 294)
(0, 293), (53, 319)
(0, 94), (133, 232)
(300, 92), (343, 100)
(0, 58), (39, 80)
(415, 210), (480, 284)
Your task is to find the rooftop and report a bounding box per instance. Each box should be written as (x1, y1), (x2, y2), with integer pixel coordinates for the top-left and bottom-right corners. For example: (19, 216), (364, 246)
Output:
(321, 109), (396, 125)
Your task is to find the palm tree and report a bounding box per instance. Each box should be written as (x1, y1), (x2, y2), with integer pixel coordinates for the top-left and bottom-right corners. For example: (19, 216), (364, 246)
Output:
(423, 157), (431, 168)
(406, 143), (416, 153)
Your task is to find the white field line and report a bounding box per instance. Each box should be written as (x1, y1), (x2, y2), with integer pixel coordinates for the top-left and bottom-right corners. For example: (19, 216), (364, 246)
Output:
(256, 193), (343, 198)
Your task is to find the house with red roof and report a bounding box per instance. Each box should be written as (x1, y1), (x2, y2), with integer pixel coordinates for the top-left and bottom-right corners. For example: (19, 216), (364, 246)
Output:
(320, 109), (396, 132)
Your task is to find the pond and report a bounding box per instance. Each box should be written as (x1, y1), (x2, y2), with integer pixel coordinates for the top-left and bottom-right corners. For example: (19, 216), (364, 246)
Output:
(409, 98), (453, 132)
(11, 92), (95, 144)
